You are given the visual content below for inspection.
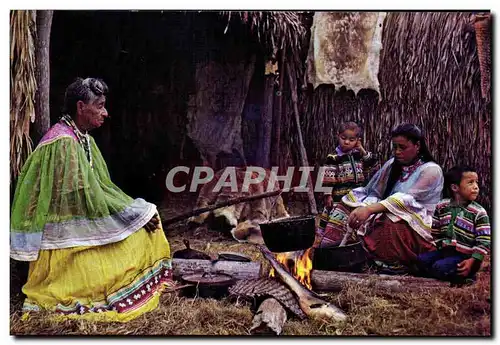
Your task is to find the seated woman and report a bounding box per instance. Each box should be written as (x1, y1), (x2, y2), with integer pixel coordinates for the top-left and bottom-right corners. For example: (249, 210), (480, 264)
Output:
(10, 77), (174, 322)
(316, 124), (443, 273)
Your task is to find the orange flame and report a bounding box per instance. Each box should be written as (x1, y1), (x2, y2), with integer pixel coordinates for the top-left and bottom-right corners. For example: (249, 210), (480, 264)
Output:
(268, 248), (313, 290)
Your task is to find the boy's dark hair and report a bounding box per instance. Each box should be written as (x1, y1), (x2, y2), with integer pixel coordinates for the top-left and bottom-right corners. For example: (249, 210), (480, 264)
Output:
(338, 122), (362, 137)
(444, 165), (477, 198)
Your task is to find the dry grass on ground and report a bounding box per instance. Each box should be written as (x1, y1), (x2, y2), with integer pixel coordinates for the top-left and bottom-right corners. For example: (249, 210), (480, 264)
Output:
(10, 194), (491, 336)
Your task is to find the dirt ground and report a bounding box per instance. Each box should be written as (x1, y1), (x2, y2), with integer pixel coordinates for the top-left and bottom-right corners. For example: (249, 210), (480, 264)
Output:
(10, 193), (491, 336)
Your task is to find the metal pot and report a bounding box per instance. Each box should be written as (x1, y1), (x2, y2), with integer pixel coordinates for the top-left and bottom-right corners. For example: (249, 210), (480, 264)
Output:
(260, 215), (316, 252)
(313, 241), (367, 272)
(180, 272), (235, 299)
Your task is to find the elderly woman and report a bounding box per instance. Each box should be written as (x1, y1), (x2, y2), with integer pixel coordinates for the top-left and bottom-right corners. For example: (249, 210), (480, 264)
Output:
(10, 78), (173, 321)
(317, 124), (443, 273)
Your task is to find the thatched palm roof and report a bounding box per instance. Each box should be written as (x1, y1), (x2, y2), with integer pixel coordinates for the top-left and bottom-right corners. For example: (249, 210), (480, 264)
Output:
(10, 10), (36, 182)
(221, 11), (309, 72)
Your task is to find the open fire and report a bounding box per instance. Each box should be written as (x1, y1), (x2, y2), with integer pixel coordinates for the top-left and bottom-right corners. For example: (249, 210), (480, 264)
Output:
(269, 247), (313, 290)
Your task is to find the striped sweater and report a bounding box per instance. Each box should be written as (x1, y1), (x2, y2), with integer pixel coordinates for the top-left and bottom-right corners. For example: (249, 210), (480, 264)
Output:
(431, 199), (491, 261)
(322, 149), (379, 202)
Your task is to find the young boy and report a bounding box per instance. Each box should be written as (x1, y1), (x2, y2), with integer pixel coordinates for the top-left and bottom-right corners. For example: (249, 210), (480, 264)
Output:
(417, 166), (491, 284)
(316, 122), (379, 245)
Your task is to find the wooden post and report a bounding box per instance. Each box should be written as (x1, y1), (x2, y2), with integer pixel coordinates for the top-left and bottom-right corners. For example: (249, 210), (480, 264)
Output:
(257, 62), (275, 168)
(271, 47), (286, 168)
(286, 61), (318, 215)
(33, 10), (53, 144)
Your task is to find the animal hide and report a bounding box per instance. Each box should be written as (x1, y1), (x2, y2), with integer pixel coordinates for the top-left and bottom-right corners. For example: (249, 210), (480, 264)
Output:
(306, 12), (387, 96)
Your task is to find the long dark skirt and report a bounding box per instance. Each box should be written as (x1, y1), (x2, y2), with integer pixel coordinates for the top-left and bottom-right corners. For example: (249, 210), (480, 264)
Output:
(315, 204), (435, 266)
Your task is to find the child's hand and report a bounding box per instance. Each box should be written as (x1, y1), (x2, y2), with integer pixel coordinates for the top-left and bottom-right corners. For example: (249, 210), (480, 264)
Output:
(457, 258), (476, 277)
(324, 195), (333, 211)
(356, 139), (367, 156)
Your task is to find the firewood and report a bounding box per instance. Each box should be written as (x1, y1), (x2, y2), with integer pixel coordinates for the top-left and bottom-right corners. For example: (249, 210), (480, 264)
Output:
(229, 278), (307, 319)
(250, 298), (287, 335)
(311, 270), (451, 293)
(172, 258), (261, 281)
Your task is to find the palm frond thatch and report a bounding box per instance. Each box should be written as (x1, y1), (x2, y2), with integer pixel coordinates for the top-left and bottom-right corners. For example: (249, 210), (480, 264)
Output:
(10, 10), (37, 182)
(221, 11), (307, 69)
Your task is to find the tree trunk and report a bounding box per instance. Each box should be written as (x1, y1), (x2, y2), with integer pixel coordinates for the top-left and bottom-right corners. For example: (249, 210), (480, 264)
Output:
(250, 298), (287, 335)
(257, 73), (274, 168)
(311, 270), (451, 293)
(33, 10), (53, 144)
(286, 61), (318, 215)
(172, 258), (262, 281)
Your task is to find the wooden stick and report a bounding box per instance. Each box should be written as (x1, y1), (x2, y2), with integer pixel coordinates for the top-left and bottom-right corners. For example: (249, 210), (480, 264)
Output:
(171, 258), (262, 281)
(271, 43), (286, 168)
(162, 189), (283, 226)
(250, 298), (287, 335)
(311, 270), (451, 293)
(286, 60), (318, 215)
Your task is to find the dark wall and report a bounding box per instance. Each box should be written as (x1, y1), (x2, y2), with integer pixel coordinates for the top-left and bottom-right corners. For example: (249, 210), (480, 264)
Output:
(49, 11), (263, 202)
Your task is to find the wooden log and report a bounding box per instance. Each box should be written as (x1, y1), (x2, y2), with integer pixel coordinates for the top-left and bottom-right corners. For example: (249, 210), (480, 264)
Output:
(172, 258), (262, 281)
(311, 270), (451, 293)
(229, 278), (307, 319)
(250, 298), (287, 335)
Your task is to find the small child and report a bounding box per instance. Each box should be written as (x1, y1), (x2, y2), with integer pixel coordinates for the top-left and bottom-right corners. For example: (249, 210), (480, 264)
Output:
(417, 166), (491, 284)
(316, 122), (379, 246)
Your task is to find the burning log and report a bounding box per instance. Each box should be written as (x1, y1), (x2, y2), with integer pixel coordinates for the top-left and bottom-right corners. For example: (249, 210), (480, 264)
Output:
(311, 270), (451, 293)
(257, 244), (347, 323)
(172, 258), (261, 281)
(250, 298), (287, 335)
(229, 278), (307, 319)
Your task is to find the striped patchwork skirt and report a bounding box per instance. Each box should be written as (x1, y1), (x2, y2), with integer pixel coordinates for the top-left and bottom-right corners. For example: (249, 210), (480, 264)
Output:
(21, 222), (174, 322)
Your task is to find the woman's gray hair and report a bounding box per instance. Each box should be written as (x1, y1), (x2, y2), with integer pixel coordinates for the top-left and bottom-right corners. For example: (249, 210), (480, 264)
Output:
(62, 77), (109, 117)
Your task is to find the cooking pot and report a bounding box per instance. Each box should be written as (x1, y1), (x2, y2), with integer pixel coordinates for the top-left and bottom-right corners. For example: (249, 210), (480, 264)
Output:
(260, 215), (316, 252)
(313, 241), (367, 272)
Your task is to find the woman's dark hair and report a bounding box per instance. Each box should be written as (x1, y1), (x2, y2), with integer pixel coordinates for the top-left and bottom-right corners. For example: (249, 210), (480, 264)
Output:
(382, 123), (437, 199)
(443, 165), (477, 198)
(62, 77), (109, 118)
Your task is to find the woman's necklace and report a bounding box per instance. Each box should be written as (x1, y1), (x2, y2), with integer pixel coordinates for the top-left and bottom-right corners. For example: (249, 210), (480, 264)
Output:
(399, 158), (423, 182)
(60, 114), (93, 169)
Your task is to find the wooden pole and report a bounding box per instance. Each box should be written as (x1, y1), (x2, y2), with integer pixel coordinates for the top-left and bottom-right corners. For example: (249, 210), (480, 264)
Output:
(257, 63), (275, 168)
(271, 46), (286, 168)
(286, 61), (318, 215)
(162, 189), (283, 226)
